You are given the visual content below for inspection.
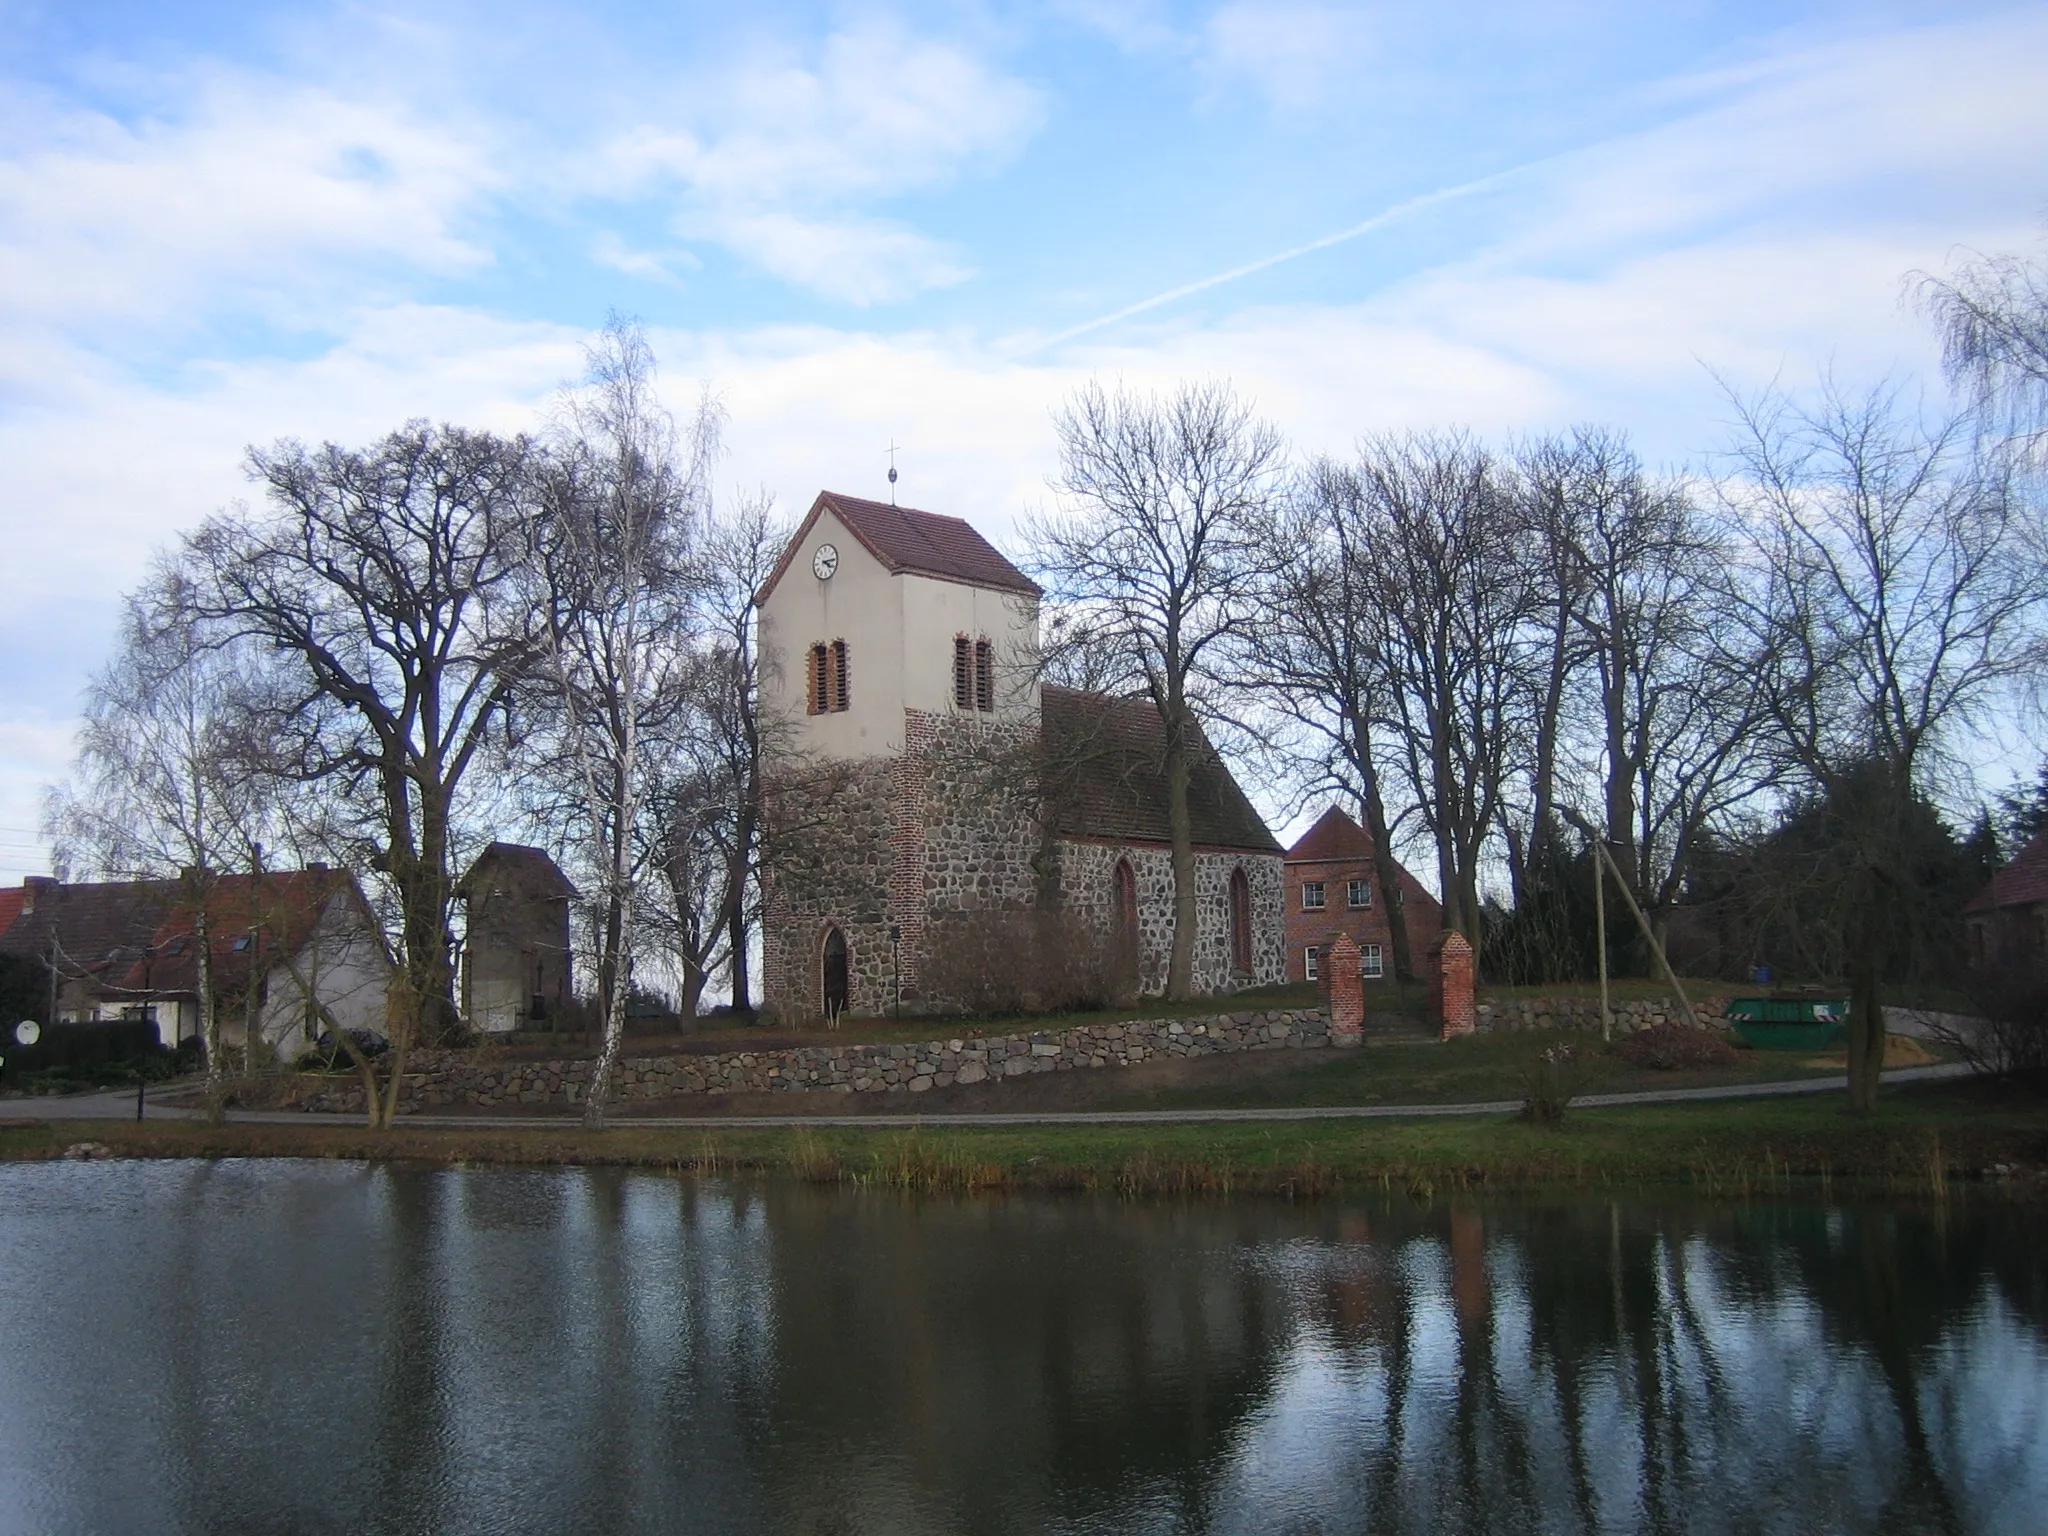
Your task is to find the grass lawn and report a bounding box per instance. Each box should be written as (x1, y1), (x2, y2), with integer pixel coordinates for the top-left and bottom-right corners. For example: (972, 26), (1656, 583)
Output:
(8, 1077), (2042, 1199)
(1083, 1027), (1944, 1113)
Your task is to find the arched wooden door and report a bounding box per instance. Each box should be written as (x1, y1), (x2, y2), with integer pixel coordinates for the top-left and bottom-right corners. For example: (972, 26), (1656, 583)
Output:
(822, 927), (850, 1019)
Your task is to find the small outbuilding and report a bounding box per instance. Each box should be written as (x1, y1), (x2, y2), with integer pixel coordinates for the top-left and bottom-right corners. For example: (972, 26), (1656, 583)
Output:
(457, 843), (577, 1034)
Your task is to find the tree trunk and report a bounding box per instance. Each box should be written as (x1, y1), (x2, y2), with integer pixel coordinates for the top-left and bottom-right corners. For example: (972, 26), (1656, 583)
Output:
(1162, 708), (1197, 1002)
(194, 894), (224, 1126)
(584, 895), (635, 1128)
(1845, 870), (1887, 1116)
(1358, 779), (1415, 985)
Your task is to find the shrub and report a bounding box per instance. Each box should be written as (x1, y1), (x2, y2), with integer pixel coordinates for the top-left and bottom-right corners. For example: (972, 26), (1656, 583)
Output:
(1951, 960), (2048, 1089)
(1614, 1022), (1742, 1071)
(916, 907), (1131, 1017)
(1519, 1043), (1581, 1125)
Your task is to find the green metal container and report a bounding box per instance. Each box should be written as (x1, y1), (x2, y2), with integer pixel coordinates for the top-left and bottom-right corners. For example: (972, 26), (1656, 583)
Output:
(1726, 995), (1849, 1050)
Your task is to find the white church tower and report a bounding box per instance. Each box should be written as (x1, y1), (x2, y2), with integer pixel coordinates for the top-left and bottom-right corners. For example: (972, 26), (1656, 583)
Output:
(755, 491), (1045, 1019)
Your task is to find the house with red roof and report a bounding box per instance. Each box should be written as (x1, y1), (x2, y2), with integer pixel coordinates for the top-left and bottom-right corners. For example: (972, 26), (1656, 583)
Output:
(1283, 808), (1443, 986)
(1965, 828), (2048, 972)
(0, 867), (392, 1058)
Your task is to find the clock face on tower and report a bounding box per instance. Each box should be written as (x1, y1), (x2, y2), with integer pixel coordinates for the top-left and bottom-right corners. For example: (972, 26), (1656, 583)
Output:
(812, 543), (839, 580)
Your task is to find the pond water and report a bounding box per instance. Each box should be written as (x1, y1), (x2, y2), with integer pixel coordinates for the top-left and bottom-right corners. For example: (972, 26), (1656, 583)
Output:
(0, 1161), (2042, 1535)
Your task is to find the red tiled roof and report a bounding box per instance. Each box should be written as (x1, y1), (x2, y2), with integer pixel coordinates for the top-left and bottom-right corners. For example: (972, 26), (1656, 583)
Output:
(1040, 686), (1279, 854)
(758, 492), (1041, 603)
(0, 877), (182, 984)
(1284, 807), (1443, 918)
(1967, 828), (2048, 913)
(112, 869), (365, 998)
(0, 870), (383, 1003)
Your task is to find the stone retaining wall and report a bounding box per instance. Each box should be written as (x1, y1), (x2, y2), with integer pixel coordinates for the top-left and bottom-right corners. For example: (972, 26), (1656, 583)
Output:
(1476, 993), (1732, 1033)
(298, 1007), (1331, 1116)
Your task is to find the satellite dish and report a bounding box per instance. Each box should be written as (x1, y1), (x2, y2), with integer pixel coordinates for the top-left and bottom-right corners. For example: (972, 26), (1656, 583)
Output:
(14, 1020), (40, 1046)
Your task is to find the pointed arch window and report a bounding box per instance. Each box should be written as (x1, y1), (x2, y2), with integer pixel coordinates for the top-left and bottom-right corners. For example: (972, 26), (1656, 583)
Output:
(1113, 858), (1138, 981)
(822, 926), (849, 1019)
(1229, 867), (1252, 974)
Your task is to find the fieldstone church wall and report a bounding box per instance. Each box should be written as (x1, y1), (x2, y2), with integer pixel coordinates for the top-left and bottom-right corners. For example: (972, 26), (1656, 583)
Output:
(762, 708), (1286, 1022)
(1052, 841), (1285, 994)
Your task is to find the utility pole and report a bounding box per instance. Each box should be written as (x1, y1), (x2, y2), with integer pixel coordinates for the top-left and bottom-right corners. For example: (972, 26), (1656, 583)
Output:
(1593, 847), (1610, 1042)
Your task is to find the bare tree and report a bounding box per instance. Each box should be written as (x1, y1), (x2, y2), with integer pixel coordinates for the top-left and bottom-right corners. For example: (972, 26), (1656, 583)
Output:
(1255, 458), (1422, 982)
(1030, 380), (1286, 1000)
(525, 319), (715, 1126)
(1720, 374), (2038, 1112)
(44, 565), (269, 1122)
(188, 422), (539, 1059)
(1915, 239), (2048, 460)
(1348, 431), (1534, 969)
(1547, 431), (1764, 941)
(642, 493), (784, 1018)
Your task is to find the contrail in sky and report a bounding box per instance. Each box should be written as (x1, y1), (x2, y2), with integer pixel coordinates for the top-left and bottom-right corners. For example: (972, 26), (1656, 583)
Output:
(1022, 159), (1537, 354)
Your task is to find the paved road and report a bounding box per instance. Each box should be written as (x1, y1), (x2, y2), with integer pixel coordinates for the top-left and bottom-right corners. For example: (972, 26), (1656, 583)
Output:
(2, 1063), (1974, 1131)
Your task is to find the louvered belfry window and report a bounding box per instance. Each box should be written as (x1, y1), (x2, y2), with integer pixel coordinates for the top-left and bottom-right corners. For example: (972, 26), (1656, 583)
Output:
(810, 642), (850, 714)
(808, 644), (829, 715)
(955, 636), (996, 712)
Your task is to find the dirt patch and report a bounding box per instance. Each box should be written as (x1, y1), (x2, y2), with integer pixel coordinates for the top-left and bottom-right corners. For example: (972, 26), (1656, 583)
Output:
(1802, 1035), (1936, 1071)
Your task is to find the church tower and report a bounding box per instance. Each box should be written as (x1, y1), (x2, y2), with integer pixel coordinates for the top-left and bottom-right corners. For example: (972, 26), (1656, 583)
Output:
(755, 491), (1043, 1019)
(755, 490), (1287, 1026)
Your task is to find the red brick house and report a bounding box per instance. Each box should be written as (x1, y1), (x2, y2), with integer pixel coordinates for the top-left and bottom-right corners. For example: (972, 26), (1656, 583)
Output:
(1283, 808), (1442, 984)
(1965, 827), (2048, 972)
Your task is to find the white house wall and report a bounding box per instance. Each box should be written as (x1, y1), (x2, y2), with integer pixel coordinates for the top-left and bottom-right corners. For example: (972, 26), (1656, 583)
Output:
(758, 509), (907, 761)
(230, 892), (391, 1059)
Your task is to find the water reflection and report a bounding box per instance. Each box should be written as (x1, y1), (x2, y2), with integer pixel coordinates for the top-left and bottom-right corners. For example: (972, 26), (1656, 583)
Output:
(0, 1163), (2040, 1535)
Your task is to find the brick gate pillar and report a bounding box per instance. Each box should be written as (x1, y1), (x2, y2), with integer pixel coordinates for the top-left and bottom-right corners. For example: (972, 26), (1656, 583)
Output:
(1324, 932), (1365, 1046)
(1433, 931), (1475, 1040)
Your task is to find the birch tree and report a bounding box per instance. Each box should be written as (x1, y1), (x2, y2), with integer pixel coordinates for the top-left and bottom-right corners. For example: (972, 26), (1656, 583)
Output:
(1030, 380), (1286, 1000)
(46, 566), (272, 1122)
(528, 319), (715, 1125)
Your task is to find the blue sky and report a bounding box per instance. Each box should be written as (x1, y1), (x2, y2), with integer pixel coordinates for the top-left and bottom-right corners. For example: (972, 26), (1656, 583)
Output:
(2, 0), (2044, 877)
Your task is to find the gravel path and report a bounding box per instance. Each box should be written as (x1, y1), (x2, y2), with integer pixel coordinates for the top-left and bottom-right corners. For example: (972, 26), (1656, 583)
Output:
(2, 1063), (1974, 1129)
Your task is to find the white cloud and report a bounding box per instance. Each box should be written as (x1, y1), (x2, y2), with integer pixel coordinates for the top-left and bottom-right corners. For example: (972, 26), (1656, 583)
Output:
(1200, 2), (1375, 109)
(590, 25), (1042, 304)
(0, 70), (502, 343)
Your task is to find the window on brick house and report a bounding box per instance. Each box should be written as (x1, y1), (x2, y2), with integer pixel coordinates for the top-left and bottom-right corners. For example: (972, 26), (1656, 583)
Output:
(974, 638), (994, 712)
(808, 642), (851, 713)
(1300, 881), (1325, 910)
(1229, 867), (1252, 973)
(1304, 946), (1319, 981)
(1360, 944), (1384, 979)
(1347, 878), (1371, 908)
